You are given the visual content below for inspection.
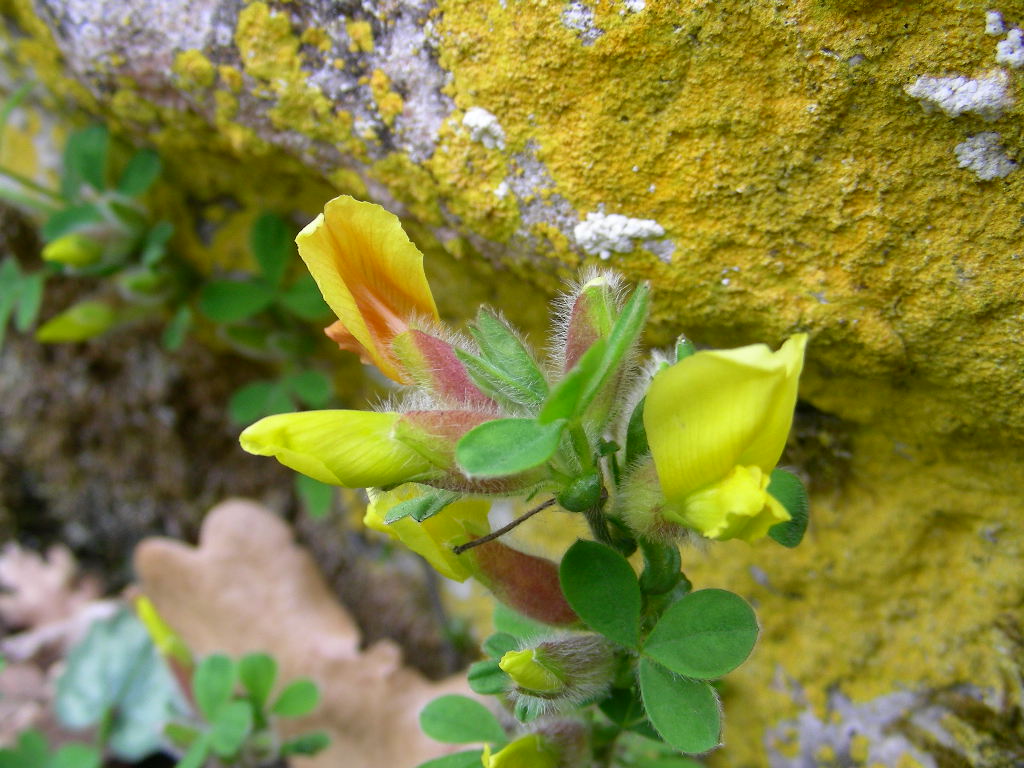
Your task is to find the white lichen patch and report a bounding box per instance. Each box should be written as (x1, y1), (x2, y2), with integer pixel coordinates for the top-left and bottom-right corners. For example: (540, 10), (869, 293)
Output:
(574, 211), (666, 260)
(904, 71), (1012, 120)
(986, 10), (1006, 36)
(954, 132), (1018, 180)
(562, 1), (604, 45)
(623, 0), (646, 12)
(996, 28), (1024, 68)
(462, 107), (506, 150)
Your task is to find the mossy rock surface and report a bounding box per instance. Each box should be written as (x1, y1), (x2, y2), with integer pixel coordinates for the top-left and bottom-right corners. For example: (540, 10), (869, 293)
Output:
(2, 1), (1023, 765)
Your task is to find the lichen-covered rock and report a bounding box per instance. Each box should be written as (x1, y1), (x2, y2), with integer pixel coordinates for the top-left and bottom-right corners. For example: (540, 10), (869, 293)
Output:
(1, 1), (1022, 765)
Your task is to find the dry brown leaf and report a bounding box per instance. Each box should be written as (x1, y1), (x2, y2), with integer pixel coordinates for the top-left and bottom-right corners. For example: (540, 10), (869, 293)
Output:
(134, 499), (477, 768)
(0, 544), (100, 631)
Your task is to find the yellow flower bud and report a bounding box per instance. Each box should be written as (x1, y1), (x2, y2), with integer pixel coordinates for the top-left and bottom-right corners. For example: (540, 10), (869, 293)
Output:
(239, 410), (436, 488)
(499, 649), (566, 695)
(634, 334), (807, 543)
(481, 734), (559, 768)
(35, 300), (117, 342)
(41, 233), (102, 267)
(135, 596), (192, 669)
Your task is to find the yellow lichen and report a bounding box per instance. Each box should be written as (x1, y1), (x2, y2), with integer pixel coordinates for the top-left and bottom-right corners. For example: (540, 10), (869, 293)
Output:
(346, 20), (374, 53)
(218, 65), (244, 93)
(173, 49), (216, 90)
(368, 68), (403, 126)
(300, 26), (332, 52)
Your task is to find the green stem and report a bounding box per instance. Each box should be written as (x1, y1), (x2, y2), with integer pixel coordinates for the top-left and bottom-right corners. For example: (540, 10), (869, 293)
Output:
(0, 165), (63, 203)
(569, 423), (593, 469)
(584, 504), (615, 548)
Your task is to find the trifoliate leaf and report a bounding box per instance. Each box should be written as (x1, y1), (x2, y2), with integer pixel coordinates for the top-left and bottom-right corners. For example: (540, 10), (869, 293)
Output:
(238, 653), (277, 710)
(193, 654), (237, 721)
(199, 280), (276, 323)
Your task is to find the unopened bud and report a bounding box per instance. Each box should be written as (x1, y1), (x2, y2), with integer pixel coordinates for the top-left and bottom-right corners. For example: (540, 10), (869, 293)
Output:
(35, 300), (117, 343)
(556, 471), (601, 512)
(560, 272), (617, 371)
(499, 649), (566, 695)
(42, 234), (102, 267)
(482, 733), (559, 768)
(502, 634), (615, 716)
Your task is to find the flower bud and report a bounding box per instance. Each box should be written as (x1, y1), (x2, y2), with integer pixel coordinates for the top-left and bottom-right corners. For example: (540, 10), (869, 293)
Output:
(481, 733), (559, 768)
(391, 328), (494, 409)
(559, 272), (617, 371)
(499, 649), (566, 695)
(470, 541), (578, 627)
(501, 634), (615, 716)
(35, 300), (117, 343)
(41, 233), (102, 267)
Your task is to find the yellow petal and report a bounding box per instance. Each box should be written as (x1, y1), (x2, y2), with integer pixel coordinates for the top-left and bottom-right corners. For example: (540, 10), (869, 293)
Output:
(240, 410), (435, 488)
(667, 464), (790, 542)
(363, 485), (490, 581)
(499, 649), (565, 694)
(644, 334), (806, 502)
(296, 196), (439, 381)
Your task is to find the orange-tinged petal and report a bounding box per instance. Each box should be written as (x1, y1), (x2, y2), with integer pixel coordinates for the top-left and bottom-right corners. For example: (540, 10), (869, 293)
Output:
(239, 410), (435, 488)
(296, 195), (439, 382)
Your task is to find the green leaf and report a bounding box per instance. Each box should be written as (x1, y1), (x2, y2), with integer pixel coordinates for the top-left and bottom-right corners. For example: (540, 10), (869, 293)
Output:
(238, 653), (277, 710)
(163, 723), (200, 750)
(270, 678), (320, 718)
(141, 221), (174, 267)
(767, 469), (810, 548)
(117, 149), (162, 196)
(222, 324), (271, 355)
(54, 610), (180, 761)
(625, 396), (649, 466)
(42, 204), (102, 241)
(209, 701), (253, 757)
(492, 603), (549, 640)
(48, 744), (101, 768)
(251, 213), (292, 286)
(14, 272), (44, 331)
(638, 659), (720, 755)
(62, 124), (109, 196)
(643, 589), (758, 680)
(162, 305), (192, 351)
(383, 488), (461, 524)
(228, 380), (294, 425)
(193, 654), (237, 721)
(599, 686), (644, 727)
(468, 309), (548, 406)
(0, 730), (47, 768)
(295, 474), (334, 519)
(199, 279), (276, 323)
(467, 659), (508, 695)
(414, 750), (485, 768)
(174, 734), (210, 768)
(538, 338), (608, 424)
(559, 540), (642, 648)
(284, 369), (332, 408)
(455, 418), (566, 478)
(513, 698), (540, 723)
(419, 695), (506, 745)
(578, 282), (650, 411)
(675, 336), (696, 361)
(0, 260), (20, 350)
(280, 731), (331, 756)
(278, 273), (330, 320)
(481, 632), (519, 658)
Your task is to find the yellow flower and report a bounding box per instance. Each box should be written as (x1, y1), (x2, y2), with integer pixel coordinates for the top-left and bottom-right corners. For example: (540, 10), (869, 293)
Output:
(239, 410), (435, 488)
(296, 195), (439, 383)
(642, 334), (807, 543)
(41, 233), (102, 267)
(481, 734), (559, 768)
(363, 484), (490, 581)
